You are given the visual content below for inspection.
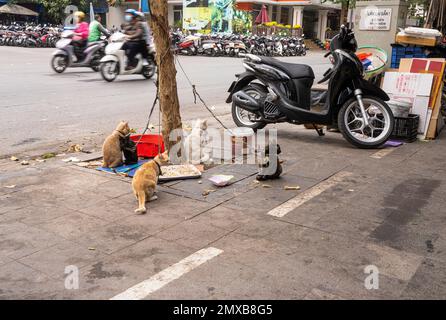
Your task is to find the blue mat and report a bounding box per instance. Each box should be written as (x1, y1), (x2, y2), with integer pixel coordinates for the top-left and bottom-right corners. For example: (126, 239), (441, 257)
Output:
(96, 160), (149, 178)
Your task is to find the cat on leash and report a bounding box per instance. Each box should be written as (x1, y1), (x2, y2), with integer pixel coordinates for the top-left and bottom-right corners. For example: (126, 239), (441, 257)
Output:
(102, 121), (131, 168)
(184, 119), (212, 164)
(132, 151), (170, 214)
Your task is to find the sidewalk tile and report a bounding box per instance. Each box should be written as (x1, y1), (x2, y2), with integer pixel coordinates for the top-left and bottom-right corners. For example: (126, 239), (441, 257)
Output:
(18, 239), (104, 279)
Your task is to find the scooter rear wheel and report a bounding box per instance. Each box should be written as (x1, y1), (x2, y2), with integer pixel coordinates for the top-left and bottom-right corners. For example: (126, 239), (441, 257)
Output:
(232, 84), (267, 131)
(51, 55), (68, 73)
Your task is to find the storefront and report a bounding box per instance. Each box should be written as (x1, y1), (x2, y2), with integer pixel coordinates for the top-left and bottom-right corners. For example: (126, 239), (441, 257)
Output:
(107, 0), (341, 40)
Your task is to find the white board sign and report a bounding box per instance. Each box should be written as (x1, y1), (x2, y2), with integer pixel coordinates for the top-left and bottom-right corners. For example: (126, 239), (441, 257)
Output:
(359, 7), (392, 31)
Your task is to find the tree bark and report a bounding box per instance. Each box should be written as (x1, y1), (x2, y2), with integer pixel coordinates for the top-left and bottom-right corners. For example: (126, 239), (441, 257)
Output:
(148, 0), (183, 152)
(340, 0), (349, 25)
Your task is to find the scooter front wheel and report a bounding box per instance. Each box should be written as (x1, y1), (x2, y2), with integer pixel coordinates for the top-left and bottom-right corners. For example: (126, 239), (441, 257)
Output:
(51, 55), (68, 73)
(338, 96), (394, 149)
(100, 61), (119, 82)
(142, 63), (156, 79)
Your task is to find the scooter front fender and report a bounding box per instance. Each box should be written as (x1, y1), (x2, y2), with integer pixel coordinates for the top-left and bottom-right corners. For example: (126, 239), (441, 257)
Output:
(52, 49), (67, 57)
(226, 71), (258, 103)
(356, 77), (390, 101)
(100, 55), (118, 63)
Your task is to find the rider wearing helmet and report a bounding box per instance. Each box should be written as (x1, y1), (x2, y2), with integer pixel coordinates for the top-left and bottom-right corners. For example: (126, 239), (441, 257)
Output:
(136, 11), (154, 58)
(122, 9), (146, 70)
(72, 11), (89, 61)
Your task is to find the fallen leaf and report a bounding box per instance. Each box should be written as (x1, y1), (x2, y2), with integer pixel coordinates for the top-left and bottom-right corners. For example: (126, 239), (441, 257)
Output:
(4, 185), (16, 189)
(10, 156), (19, 161)
(21, 160), (29, 166)
(88, 247), (96, 251)
(262, 184), (272, 188)
(202, 189), (215, 196)
(42, 153), (56, 159)
(76, 162), (90, 167)
(67, 144), (83, 153)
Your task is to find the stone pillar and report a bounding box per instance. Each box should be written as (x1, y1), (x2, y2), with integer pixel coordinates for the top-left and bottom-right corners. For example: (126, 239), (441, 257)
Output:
(106, 6), (124, 29)
(168, 3), (174, 27)
(354, 0), (409, 63)
(268, 5), (273, 21)
(318, 10), (328, 40)
(292, 6), (303, 27)
(277, 6), (282, 23)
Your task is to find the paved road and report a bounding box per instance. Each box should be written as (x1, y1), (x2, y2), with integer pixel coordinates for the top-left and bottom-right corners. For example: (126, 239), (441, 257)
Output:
(0, 47), (330, 157)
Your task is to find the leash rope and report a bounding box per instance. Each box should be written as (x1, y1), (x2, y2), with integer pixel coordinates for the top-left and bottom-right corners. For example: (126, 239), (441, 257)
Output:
(175, 54), (233, 134)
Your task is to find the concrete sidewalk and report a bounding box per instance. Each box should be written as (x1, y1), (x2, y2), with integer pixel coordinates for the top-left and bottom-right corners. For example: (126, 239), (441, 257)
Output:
(1, 124), (446, 299)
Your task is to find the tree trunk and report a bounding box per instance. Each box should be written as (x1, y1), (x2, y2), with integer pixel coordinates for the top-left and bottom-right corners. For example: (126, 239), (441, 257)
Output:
(148, 0), (183, 152)
(340, 0), (349, 25)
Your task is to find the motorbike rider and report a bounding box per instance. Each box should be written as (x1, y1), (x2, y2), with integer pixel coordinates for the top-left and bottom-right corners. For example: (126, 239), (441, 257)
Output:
(122, 9), (146, 70)
(136, 11), (154, 59)
(72, 11), (89, 61)
(88, 15), (110, 43)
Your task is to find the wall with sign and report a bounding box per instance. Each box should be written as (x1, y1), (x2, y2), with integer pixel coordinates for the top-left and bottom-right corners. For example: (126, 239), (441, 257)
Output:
(355, 0), (408, 65)
(359, 7), (392, 31)
(183, 0), (235, 33)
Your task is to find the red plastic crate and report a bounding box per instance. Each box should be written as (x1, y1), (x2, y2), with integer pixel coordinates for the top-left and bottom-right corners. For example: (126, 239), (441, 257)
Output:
(130, 134), (165, 158)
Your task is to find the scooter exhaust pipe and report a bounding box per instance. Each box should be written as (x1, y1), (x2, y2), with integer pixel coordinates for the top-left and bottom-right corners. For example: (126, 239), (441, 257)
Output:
(232, 91), (262, 112)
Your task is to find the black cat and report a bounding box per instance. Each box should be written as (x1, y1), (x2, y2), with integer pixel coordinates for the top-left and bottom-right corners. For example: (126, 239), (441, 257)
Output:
(120, 135), (139, 165)
(257, 144), (282, 181)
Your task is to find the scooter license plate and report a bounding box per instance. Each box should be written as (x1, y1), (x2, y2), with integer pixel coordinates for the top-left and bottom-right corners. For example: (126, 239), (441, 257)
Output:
(228, 81), (236, 93)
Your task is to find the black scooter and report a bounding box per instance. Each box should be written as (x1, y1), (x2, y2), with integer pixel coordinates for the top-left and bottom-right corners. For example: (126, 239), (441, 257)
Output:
(227, 25), (394, 149)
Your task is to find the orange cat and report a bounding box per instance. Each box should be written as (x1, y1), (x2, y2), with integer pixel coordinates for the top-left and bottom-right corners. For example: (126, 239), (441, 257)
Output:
(102, 121), (131, 168)
(132, 151), (170, 214)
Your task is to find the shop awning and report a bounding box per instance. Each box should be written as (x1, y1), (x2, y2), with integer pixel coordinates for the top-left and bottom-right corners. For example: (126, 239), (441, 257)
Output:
(0, 4), (39, 16)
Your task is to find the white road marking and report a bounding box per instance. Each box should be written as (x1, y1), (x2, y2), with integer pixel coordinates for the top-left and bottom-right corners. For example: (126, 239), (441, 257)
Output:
(110, 247), (223, 300)
(267, 171), (353, 218)
(370, 148), (395, 159)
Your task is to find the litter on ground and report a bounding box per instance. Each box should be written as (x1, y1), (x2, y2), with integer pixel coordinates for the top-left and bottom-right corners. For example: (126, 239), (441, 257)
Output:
(284, 186), (301, 191)
(209, 175), (234, 187)
(62, 157), (81, 163)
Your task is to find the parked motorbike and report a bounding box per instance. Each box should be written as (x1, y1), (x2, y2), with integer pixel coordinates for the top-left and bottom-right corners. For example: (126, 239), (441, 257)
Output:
(0, 23), (61, 48)
(51, 31), (107, 73)
(171, 32), (307, 58)
(227, 25), (394, 149)
(99, 32), (156, 82)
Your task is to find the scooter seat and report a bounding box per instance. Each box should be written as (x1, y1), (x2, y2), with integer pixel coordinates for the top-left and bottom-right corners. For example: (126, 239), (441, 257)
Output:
(259, 56), (315, 80)
(87, 41), (101, 47)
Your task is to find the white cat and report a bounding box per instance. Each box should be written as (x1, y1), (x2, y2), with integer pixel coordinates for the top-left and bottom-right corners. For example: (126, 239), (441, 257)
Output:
(184, 119), (212, 164)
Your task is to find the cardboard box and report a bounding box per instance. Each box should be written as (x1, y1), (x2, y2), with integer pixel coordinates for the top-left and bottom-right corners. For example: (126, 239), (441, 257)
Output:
(382, 72), (434, 97)
(396, 34), (439, 47)
(382, 72), (434, 135)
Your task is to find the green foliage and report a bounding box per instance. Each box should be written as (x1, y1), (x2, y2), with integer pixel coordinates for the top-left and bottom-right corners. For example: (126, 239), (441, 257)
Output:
(7, 0), (106, 23)
(321, 0), (356, 9)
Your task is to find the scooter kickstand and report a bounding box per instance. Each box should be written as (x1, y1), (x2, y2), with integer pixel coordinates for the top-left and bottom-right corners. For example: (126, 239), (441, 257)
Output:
(313, 124), (325, 137)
